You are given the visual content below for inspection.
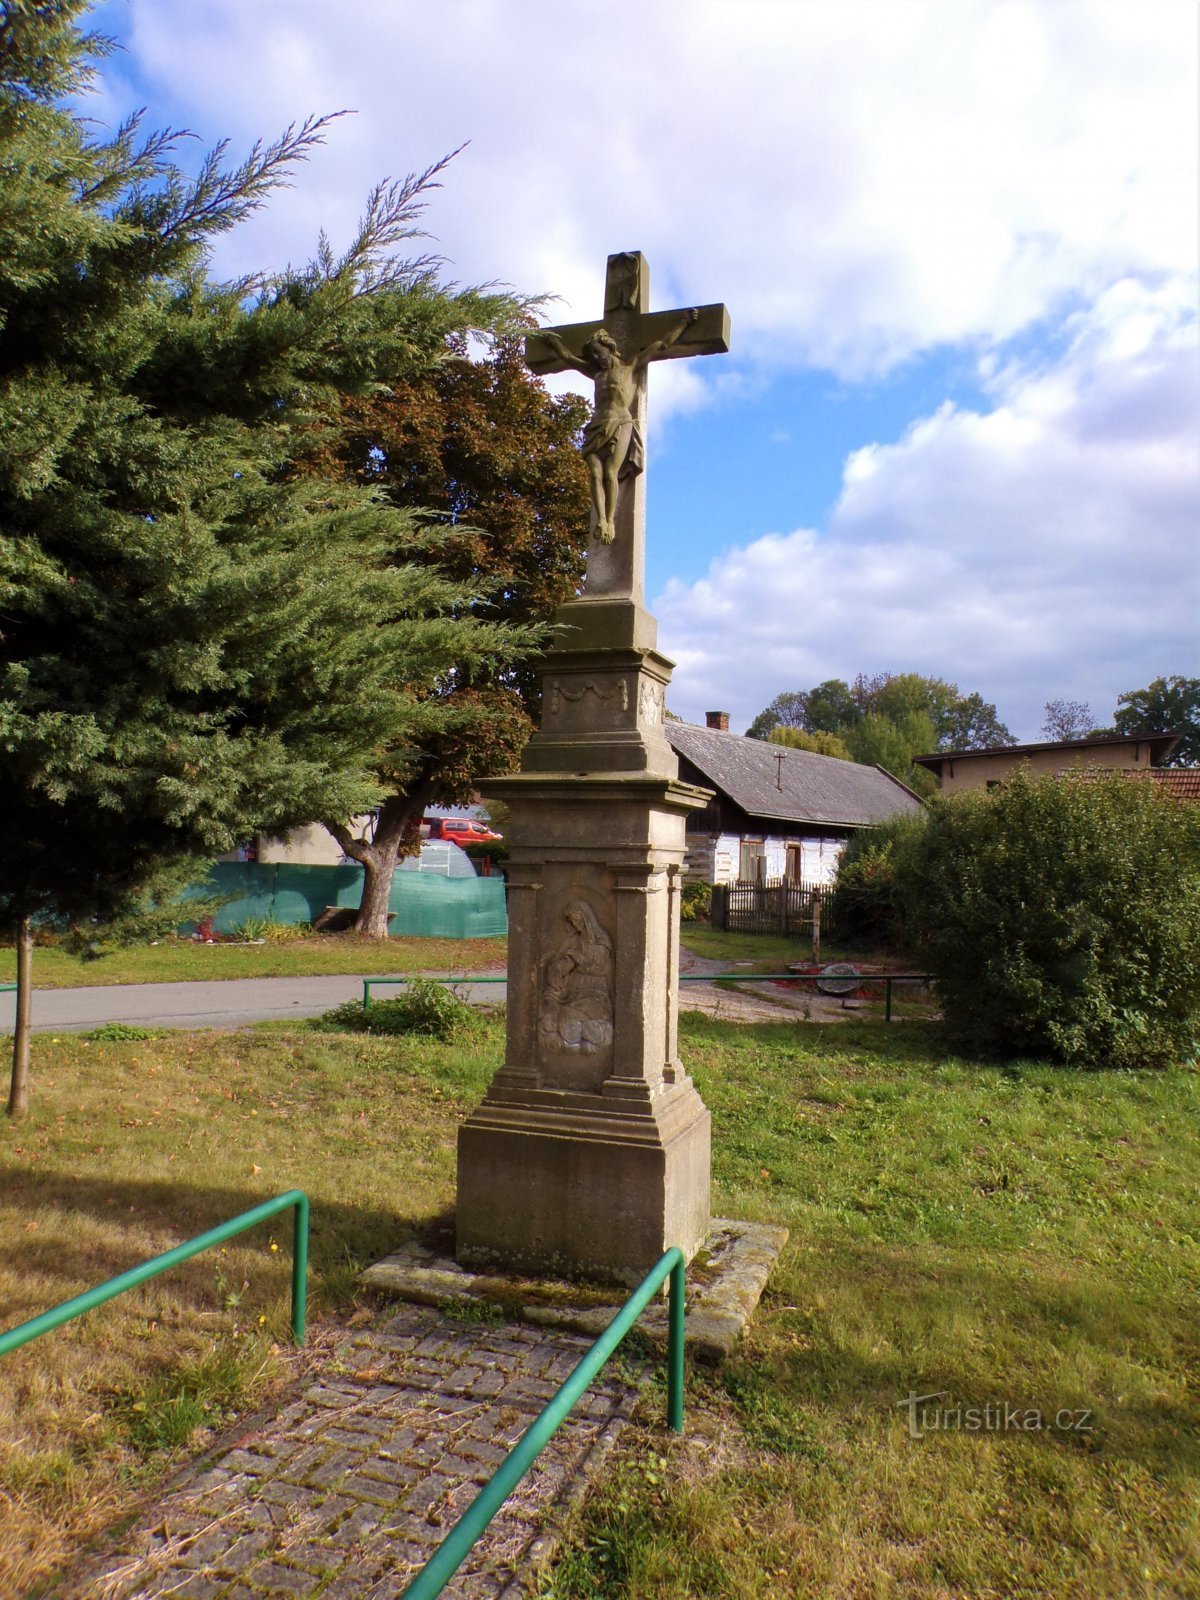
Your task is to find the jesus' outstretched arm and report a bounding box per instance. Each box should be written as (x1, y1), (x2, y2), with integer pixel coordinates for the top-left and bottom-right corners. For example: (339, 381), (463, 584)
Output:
(540, 330), (596, 379)
(633, 307), (700, 371)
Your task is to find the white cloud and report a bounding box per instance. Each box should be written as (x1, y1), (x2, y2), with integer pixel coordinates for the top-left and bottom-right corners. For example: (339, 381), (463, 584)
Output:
(94, 0), (1197, 385)
(87, 0), (1198, 736)
(657, 279), (1199, 737)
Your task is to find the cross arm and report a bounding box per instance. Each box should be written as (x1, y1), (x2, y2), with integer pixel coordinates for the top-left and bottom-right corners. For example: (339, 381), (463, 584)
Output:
(525, 302), (730, 375)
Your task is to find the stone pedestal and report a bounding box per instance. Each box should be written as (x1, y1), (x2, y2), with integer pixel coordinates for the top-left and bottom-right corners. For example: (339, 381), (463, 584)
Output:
(456, 597), (713, 1286)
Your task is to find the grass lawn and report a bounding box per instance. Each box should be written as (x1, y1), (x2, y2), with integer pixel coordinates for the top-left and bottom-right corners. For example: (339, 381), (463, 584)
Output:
(547, 1020), (1200, 1598)
(0, 933), (507, 989)
(0, 1020), (497, 1593)
(2, 1016), (1196, 1597)
(679, 927), (832, 970)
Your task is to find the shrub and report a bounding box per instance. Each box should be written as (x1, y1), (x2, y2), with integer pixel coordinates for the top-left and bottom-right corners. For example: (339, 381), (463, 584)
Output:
(316, 977), (480, 1041)
(463, 840), (508, 868)
(231, 917), (312, 942)
(829, 811), (927, 949)
(84, 1022), (171, 1042)
(899, 770), (1200, 1067)
(679, 882), (712, 923)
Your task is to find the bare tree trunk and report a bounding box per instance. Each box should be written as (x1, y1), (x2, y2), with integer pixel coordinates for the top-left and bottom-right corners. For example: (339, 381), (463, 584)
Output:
(327, 792), (430, 940)
(354, 834), (399, 938)
(7, 916), (34, 1120)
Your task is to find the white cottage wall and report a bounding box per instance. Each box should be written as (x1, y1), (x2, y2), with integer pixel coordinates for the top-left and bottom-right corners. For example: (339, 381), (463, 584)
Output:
(800, 838), (845, 884)
(764, 839), (789, 880)
(700, 832), (846, 885)
(713, 833), (740, 884)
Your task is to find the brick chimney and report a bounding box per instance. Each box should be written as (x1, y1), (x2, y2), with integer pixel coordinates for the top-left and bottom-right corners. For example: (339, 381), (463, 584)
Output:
(706, 711), (730, 732)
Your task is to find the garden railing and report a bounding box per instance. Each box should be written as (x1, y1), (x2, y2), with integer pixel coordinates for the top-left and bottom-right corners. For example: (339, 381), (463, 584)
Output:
(399, 1245), (686, 1600)
(362, 972), (933, 1021)
(0, 1189), (309, 1358)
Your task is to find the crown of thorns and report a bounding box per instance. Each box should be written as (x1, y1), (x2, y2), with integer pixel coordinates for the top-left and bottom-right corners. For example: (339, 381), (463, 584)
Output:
(584, 328), (620, 356)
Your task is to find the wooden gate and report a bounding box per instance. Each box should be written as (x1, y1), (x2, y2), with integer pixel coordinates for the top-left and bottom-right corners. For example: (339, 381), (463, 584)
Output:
(710, 879), (833, 937)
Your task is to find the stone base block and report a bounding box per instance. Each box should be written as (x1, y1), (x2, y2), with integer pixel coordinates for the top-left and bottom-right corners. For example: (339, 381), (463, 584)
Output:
(363, 1218), (789, 1364)
(456, 1090), (711, 1288)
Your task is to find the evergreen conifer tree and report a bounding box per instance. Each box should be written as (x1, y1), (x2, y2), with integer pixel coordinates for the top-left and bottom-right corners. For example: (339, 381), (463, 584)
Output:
(0, 1), (530, 1112)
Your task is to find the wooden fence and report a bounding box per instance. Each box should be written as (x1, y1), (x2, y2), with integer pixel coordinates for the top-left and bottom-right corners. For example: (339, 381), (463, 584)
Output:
(710, 879), (834, 937)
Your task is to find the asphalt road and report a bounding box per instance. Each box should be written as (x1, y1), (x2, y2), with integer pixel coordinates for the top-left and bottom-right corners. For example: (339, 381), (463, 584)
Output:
(0, 975), (508, 1034)
(0, 956), (830, 1036)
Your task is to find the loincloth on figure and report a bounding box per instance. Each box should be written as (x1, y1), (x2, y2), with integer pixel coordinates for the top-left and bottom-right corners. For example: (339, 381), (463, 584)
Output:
(582, 411), (645, 480)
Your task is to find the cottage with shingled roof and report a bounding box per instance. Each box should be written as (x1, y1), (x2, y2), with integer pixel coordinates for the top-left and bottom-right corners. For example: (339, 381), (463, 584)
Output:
(665, 712), (924, 886)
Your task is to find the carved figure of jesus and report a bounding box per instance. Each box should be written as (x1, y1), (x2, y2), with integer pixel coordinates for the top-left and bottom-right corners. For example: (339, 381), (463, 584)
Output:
(541, 309), (699, 544)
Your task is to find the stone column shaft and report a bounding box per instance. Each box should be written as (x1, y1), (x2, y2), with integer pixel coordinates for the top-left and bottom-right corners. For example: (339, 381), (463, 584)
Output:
(456, 599), (713, 1286)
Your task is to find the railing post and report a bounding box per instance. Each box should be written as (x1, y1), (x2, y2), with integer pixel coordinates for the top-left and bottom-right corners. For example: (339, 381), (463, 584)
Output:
(291, 1193), (309, 1344)
(885, 978), (893, 1023)
(668, 1255), (686, 1434)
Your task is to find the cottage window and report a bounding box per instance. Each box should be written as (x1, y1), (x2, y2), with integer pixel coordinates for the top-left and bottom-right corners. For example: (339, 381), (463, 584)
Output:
(740, 839), (766, 881)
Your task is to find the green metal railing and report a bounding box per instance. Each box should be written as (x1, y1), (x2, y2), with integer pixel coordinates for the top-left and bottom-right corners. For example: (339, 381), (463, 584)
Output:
(362, 971), (932, 1021)
(0, 982), (16, 994)
(681, 971), (795, 982)
(399, 1245), (686, 1600)
(870, 974), (933, 1023)
(0, 1190), (309, 1358)
(679, 970), (934, 1021)
(362, 975), (507, 1008)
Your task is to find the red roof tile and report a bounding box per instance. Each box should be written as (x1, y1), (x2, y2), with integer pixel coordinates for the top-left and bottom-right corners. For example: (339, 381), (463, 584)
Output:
(1143, 769), (1200, 801)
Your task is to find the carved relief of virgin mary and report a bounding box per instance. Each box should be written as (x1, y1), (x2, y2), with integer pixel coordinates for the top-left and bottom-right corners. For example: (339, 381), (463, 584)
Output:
(538, 899), (614, 1056)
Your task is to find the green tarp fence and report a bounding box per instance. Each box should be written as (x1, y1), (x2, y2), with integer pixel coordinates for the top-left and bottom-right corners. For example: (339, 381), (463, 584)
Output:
(192, 863), (507, 940)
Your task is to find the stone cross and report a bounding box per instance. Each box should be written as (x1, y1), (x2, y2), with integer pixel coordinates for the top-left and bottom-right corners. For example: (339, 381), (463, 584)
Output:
(458, 252), (728, 1284)
(525, 252), (730, 606)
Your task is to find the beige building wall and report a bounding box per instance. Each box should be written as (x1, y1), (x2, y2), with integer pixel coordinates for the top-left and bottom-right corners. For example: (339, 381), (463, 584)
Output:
(256, 823), (344, 865)
(933, 744), (1155, 795)
(256, 820), (370, 865)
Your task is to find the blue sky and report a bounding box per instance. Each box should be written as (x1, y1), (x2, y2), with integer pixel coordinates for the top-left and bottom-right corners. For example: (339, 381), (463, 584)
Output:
(646, 352), (995, 591)
(88, 0), (1198, 741)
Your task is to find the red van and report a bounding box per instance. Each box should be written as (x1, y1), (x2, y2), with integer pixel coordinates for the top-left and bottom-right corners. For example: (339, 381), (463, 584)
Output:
(422, 816), (503, 847)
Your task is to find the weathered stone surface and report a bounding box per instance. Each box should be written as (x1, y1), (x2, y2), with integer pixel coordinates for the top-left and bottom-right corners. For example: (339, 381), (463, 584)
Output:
(458, 1111), (712, 1284)
(457, 253), (730, 1287)
(366, 1218), (789, 1363)
(462, 644), (716, 1282)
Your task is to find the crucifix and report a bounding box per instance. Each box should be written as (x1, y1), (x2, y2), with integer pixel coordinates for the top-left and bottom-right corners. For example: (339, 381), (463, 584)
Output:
(458, 252), (733, 1287)
(526, 251), (730, 606)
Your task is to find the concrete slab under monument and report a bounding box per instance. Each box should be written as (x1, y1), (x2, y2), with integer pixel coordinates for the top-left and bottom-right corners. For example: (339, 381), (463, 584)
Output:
(363, 1219), (790, 1364)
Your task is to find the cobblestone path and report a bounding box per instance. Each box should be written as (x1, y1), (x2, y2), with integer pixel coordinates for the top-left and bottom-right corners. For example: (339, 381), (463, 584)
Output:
(77, 1306), (643, 1600)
